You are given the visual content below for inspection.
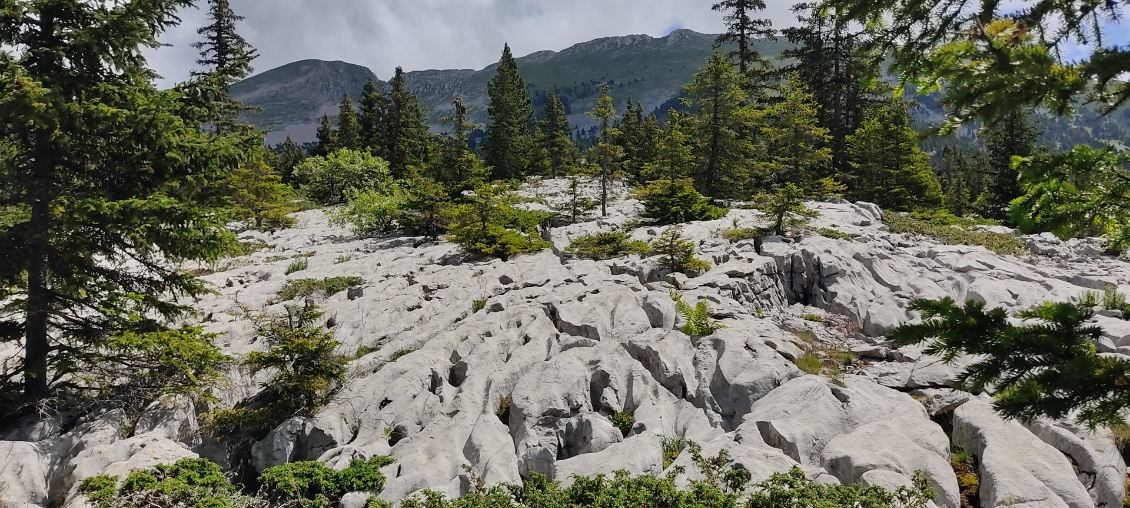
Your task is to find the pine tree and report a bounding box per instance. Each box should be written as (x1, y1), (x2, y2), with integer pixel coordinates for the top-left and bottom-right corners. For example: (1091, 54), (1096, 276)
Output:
(384, 67), (430, 178)
(0, 0), (245, 402)
(539, 92), (578, 178)
(759, 73), (832, 188)
(336, 94), (361, 150)
(190, 0), (257, 132)
(633, 114), (662, 182)
(278, 136), (307, 185)
(313, 114), (338, 157)
(438, 96), (478, 186)
(936, 144), (985, 217)
(781, 2), (881, 175)
(683, 51), (760, 198)
(642, 111), (696, 182)
(977, 109), (1038, 220)
(844, 98), (943, 211)
(712, 0), (776, 91)
(484, 44), (536, 180)
(586, 84), (625, 217)
(358, 78), (388, 155)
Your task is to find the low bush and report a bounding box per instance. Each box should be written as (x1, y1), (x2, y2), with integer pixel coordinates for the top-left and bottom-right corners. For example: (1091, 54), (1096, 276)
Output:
(278, 276), (365, 301)
(817, 227), (860, 240)
(566, 232), (651, 260)
(755, 182), (819, 236)
(795, 353), (823, 374)
(389, 348), (415, 362)
(653, 226), (710, 274)
(724, 228), (763, 243)
(635, 178), (729, 226)
(297, 149), (395, 205)
(802, 313), (823, 322)
(662, 438), (685, 469)
(885, 212), (1026, 256)
(260, 456), (394, 508)
(447, 183), (553, 260)
(611, 412), (634, 436)
(950, 447), (979, 508)
(286, 257), (309, 274)
(328, 187), (405, 237)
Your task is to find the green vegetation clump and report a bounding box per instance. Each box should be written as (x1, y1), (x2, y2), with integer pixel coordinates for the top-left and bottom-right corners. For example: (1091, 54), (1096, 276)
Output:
(472, 299), (487, 312)
(653, 226), (710, 274)
(724, 228), (762, 243)
(260, 456), (394, 508)
(286, 257), (309, 274)
(611, 412), (635, 436)
(447, 183), (553, 260)
(795, 353), (823, 375)
(817, 228), (860, 240)
(278, 276), (365, 301)
(661, 438), (685, 469)
(672, 291), (727, 338)
(296, 149), (395, 205)
(389, 348), (416, 362)
(802, 313), (823, 322)
(566, 232), (651, 260)
(497, 396), (512, 425)
(328, 188), (405, 237)
(884, 212), (1026, 256)
(950, 447), (980, 508)
(755, 183), (819, 236)
(636, 178), (729, 226)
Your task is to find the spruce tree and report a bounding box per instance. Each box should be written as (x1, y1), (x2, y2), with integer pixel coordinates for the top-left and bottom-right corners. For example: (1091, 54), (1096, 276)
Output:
(438, 96), (477, 186)
(586, 84), (625, 217)
(278, 136), (306, 185)
(978, 109), (1037, 220)
(358, 78), (388, 155)
(683, 51), (760, 198)
(759, 73), (832, 188)
(844, 98), (943, 211)
(313, 114), (338, 157)
(336, 94), (361, 150)
(540, 92), (578, 178)
(189, 0), (257, 132)
(484, 44), (536, 180)
(712, 0), (776, 95)
(384, 67), (430, 178)
(0, 0), (244, 402)
(642, 111), (696, 182)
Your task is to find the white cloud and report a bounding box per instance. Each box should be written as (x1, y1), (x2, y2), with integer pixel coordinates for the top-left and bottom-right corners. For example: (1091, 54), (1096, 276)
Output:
(146, 0), (800, 87)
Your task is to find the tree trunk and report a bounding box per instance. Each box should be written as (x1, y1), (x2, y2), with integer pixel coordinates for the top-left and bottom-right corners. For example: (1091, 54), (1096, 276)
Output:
(24, 157), (52, 402)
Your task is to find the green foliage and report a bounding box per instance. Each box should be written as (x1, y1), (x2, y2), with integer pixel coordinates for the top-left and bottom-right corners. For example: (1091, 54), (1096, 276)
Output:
(795, 353), (823, 375)
(672, 292), (727, 338)
(554, 175), (597, 225)
(661, 438), (685, 469)
(336, 94), (361, 150)
(748, 466), (934, 508)
(884, 212), (1026, 256)
(817, 228), (859, 240)
(94, 327), (231, 404)
(802, 313), (823, 322)
(724, 228), (761, 243)
(286, 257), (309, 275)
(297, 149), (395, 205)
(328, 187), (405, 237)
(1011, 145), (1130, 253)
(892, 297), (1130, 428)
(538, 94), (578, 179)
(79, 458), (252, 508)
(219, 158), (298, 232)
(652, 227), (710, 274)
(497, 396), (512, 425)
(950, 447), (979, 508)
(586, 83), (626, 217)
(380, 67), (433, 178)
(844, 98), (943, 211)
(389, 349), (416, 362)
(335, 255), (352, 264)
(260, 456), (393, 508)
(683, 50), (761, 198)
(641, 111), (695, 184)
(314, 115), (338, 157)
(399, 176), (453, 241)
(278, 276), (365, 301)
(976, 109), (1037, 220)
(610, 412), (634, 437)
(447, 183), (552, 260)
(756, 183), (819, 236)
(472, 299), (487, 313)
(759, 73), (833, 187)
(636, 179), (729, 226)
(566, 232), (651, 261)
(484, 44), (537, 180)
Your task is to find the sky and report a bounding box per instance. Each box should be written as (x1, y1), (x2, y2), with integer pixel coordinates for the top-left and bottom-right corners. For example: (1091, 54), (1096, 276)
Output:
(147, 0), (797, 88)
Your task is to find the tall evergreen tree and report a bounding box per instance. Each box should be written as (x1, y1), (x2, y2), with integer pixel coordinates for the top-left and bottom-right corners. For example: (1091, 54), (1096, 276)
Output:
(586, 84), (625, 217)
(683, 51), (760, 198)
(712, 0), (776, 94)
(977, 109), (1038, 220)
(781, 2), (880, 175)
(0, 0), (246, 402)
(936, 144), (987, 217)
(313, 114), (338, 157)
(190, 0), (257, 132)
(278, 136), (306, 185)
(642, 111), (696, 182)
(539, 92), (578, 178)
(484, 44), (536, 180)
(438, 96), (479, 186)
(384, 67), (431, 178)
(336, 94), (361, 150)
(358, 79), (388, 155)
(844, 98), (943, 210)
(759, 73), (832, 188)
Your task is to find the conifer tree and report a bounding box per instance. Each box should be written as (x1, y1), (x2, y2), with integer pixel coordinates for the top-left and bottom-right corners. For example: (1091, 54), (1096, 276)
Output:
(632, 114), (662, 182)
(539, 92), (578, 178)
(313, 114), (338, 157)
(336, 94), (361, 151)
(484, 44), (536, 180)
(190, 0), (257, 132)
(683, 51), (760, 198)
(384, 67), (430, 178)
(712, 0), (776, 91)
(977, 109), (1038, 220)
(642, 111), (696, 182)
(844, 98), (943, 211)
(760, 73), (832, 188)
(358, 78), (388, 155)
(586, 84), (625, 217)
(278, 136), (306, 185)
(438, 96), (477, 186)
(0, 0), (246, 402)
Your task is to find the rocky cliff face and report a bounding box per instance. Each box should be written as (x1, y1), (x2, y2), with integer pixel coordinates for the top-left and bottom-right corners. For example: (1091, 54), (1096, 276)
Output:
(2, 180), (1129, 507)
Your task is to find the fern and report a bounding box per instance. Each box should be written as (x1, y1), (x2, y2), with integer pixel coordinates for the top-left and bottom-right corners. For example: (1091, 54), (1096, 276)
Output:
(672, 291), (726, 337)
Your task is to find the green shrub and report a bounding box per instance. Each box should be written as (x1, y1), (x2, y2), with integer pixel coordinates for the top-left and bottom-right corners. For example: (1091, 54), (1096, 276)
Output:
(950, 447), (979, 508)
(724, 228), (762, 242)
(672, 291), (727, 337)
(334, 255), (352, 264)
(817, 227), (860, 240)
(802, 313), (823, 322)
(278, 276), (365, 301)
(286, 257), (309, 274)
(220, 159), (298, 233)
(662, 438), (684, 469)
(554, 175), (598, 225)
(447, 183), (553, 260)
(328, 187), (405, 237)
(472, 299), (487, 312)
(79, 458), (251, 508)
(389, 348), (416, 362)
(795, 353), (823, 375)
(755, 182), (818, 236)
(399, 176), (453, 241)
(566, 232), (651, 260)
(497, 396), (512, 425)
(260, 456), (395, 508)
(297, 149), (395, 205)
(611, 412), (634, 436)
(652, 226), (710, 274)
(885, 211), (1026, 256)
(636, 178), (729, 226)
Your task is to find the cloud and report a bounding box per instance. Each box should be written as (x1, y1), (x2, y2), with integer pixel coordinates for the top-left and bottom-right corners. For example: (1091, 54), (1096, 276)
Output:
(146, 0), (799, 87)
